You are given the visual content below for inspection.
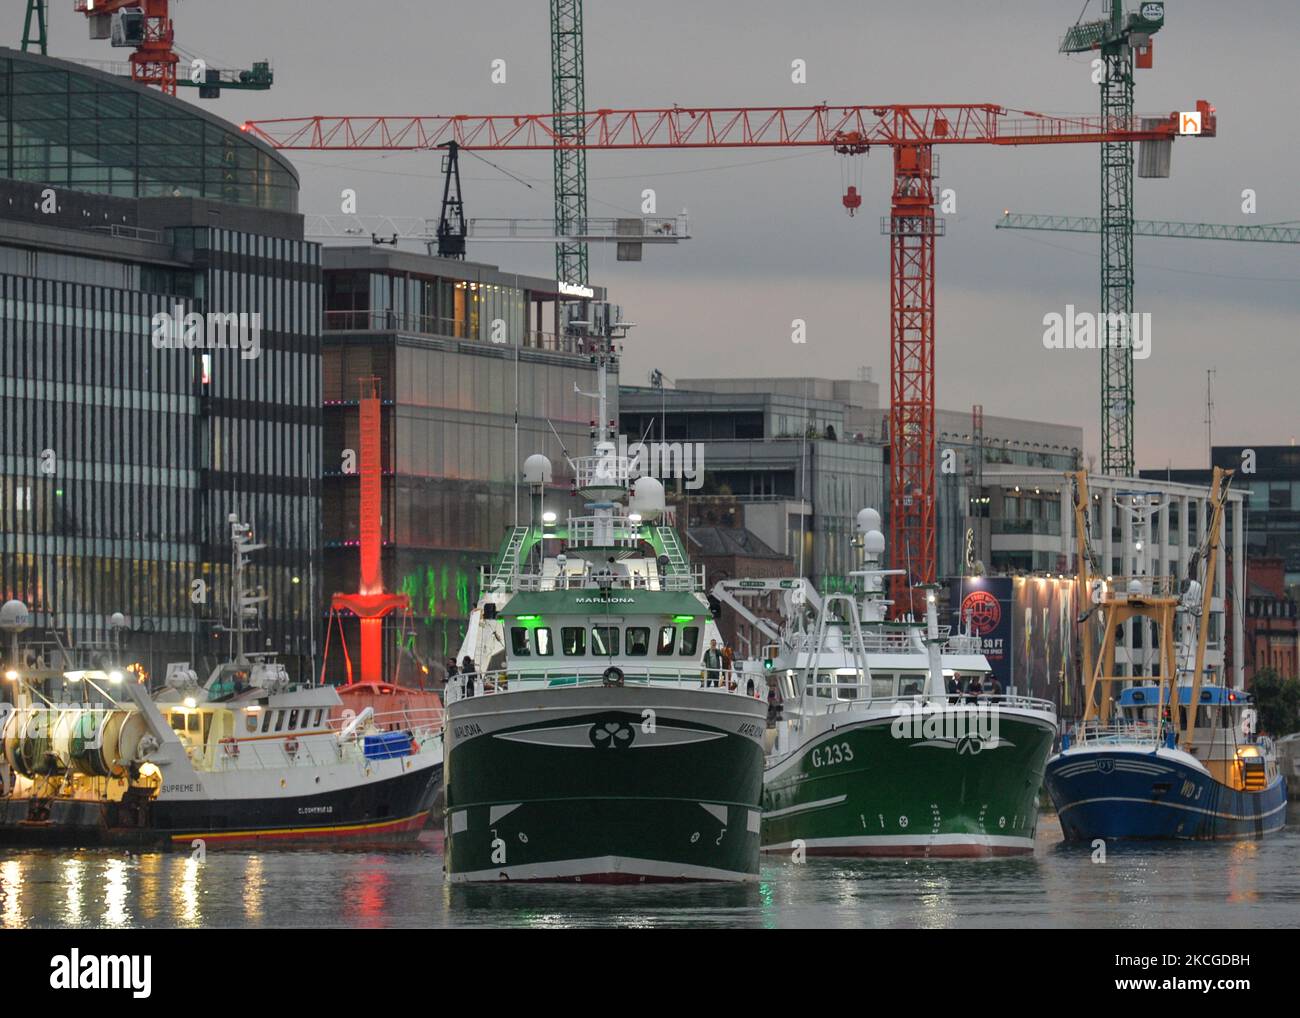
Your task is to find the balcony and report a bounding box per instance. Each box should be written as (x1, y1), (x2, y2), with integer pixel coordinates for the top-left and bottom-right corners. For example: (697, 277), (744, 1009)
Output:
(323, 311), (586, 354)
(990, 517), (1061, 537)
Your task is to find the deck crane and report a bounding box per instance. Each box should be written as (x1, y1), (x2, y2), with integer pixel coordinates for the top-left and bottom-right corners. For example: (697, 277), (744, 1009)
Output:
(244, 99), (1217, 617)
(1060, 0), (1167, 478)
(996, 212), (1300, 245)
(65, 0), (272, 98)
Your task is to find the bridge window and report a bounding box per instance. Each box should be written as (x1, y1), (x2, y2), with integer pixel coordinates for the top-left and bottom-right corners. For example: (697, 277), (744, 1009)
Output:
(656, 626), (675, 655)
(288, 709), (299, 730)
(626, 627), (650, 656)
(562, 627), (586, 655)
(871, 676), (894, 699)
(592, 626), (620, 657)
(535, 627), (555, 656)
(510, 627), (532, 656)
(680, 627), (700, 656)
(274, 711), (286, 733)
(262, 710), (272, 734)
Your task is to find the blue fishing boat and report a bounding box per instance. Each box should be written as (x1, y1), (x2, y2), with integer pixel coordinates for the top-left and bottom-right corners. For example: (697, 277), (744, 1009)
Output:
(1046, 684), (1286, 841)
(1045, 466), (1287, 843)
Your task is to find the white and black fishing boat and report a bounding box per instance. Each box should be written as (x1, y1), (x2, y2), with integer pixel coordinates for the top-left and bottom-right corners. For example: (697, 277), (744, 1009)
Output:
(0, 516), (443, 848)
(442, 304), (767, 883)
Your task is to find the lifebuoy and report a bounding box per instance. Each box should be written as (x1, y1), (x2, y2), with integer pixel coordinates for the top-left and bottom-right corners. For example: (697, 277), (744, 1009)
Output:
(602, 667), (625, 688)
(285, 738), (300, 756)
(222, 740), (240, 757)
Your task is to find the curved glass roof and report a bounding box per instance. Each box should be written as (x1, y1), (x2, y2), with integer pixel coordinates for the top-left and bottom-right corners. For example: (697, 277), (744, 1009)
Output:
(0, 47), (298, 211)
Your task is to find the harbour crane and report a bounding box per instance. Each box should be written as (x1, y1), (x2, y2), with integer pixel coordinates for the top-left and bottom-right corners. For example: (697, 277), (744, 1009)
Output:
(1060, 0), (1166, 478)
(244, 100), (1217, 616)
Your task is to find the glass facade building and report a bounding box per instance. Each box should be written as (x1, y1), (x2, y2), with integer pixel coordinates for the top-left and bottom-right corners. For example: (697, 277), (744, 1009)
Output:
(322, 248), (608, 677)
(0, 47), (320, 684)
(0, 48), (298, 211)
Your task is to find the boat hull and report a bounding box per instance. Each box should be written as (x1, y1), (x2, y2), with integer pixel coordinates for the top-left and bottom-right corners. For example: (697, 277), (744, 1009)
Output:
(762, 707), (1057, 858)
(0, 760), (442, 849)
(1045, 746), (1288, 842)
(443, 687), (766, 882)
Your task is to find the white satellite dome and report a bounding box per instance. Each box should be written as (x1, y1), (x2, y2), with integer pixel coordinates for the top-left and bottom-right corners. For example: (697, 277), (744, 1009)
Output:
(856, 508), (882, 534)
(0, 599), (30, 632)
(522, 454), (552, 484)
(1128, 578), (1144, 595)
(863, 529), (886, 556)
(629, 476), (666, 519)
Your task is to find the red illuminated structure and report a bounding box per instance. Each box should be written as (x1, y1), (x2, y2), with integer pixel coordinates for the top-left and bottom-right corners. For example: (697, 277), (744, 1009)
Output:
(329, 378), (409, 683)
(74, 0), (179, 95)
(246, 101), (1216, 614)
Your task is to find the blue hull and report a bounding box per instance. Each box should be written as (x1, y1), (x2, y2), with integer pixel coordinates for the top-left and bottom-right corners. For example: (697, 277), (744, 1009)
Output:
(1045, 747), (1287, 842)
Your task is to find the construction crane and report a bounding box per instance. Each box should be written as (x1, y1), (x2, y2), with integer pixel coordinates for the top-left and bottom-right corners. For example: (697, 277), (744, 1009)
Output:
(66, 0), (272, 98)
(303, 213), (690, 249)
(21, 0), (47, 54)
(244, 100), (1217, 616)
(997, 212), (1300, 244)
(1060, 0), (1166, 478)
(550, 1), (588, 287)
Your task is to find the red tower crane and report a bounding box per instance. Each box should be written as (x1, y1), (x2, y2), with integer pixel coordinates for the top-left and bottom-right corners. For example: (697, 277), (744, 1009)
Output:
(245, 100), (1216, 614)
(74, 0), (178, 94)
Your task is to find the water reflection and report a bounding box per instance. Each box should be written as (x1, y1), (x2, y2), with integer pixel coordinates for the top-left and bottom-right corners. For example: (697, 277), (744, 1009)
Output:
(0, 813), (1293, 928)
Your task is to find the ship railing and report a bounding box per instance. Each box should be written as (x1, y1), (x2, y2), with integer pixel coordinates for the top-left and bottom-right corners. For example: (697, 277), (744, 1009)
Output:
(510, 568), (702, 593)
(809, 690), (1057, 716)
(1102, 575), (1178, 599)
(1065, 719), (1165, 748)
(443, 665), (762, 703)
(573, 455), (634, 491)
(326, 706), (444, 739)
(565, 513), (642, 550)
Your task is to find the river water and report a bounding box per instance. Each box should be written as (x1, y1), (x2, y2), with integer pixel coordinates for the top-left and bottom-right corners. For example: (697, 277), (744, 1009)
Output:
(2, 809), (1297, 929)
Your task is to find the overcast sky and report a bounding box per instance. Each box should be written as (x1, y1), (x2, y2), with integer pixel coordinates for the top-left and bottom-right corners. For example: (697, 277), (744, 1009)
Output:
(44, 0), (1300, 470)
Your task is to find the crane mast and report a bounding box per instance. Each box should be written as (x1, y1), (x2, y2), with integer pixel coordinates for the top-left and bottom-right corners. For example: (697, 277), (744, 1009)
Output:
(1061, 0), (1165, 477)
(550, 0), (588, 288)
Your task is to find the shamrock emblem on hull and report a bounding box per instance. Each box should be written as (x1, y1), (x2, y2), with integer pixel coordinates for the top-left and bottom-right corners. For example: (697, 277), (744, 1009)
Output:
(589, 718), (636, 750)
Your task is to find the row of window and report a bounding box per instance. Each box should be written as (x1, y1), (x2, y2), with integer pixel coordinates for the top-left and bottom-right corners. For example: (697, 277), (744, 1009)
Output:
(510, 624), (701, 659)
(252, 707), (327, 735)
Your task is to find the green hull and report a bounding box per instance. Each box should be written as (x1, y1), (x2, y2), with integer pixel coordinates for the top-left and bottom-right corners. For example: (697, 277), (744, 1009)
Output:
(763, 707), (1057, 857)
(444, 687), (766, 882)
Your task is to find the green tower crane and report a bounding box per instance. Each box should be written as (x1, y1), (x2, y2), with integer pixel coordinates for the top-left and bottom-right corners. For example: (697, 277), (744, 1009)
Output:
(21, 0), (47, 55)
(997, 212), (1300, 245)
(550, 0), (588, 288)
(1061, 0), (1165, 477)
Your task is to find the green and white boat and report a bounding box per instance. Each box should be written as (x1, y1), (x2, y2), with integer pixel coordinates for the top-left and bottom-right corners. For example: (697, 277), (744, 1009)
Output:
(443, 312), (766, 883)
(726, 510), (1058, 858)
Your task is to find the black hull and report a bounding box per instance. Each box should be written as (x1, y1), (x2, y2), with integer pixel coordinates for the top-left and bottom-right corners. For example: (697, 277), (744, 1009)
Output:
(0, 764), (442, 849)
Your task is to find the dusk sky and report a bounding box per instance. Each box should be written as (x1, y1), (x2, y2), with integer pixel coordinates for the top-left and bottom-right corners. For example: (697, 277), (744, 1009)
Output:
(45, 0), (1300, 469)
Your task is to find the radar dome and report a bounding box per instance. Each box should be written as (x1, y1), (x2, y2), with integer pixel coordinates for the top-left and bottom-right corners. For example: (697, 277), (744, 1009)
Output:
(863, 529), (886, 555)
(0, 600), (29, 632)
(522, 454), (552, 484)
(629, 476), (666, 519)
(856, 508), (882, 534)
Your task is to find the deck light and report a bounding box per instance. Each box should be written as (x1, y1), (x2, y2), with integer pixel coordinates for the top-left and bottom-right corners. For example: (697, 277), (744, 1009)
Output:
(108, 670), (124, 684)
(672, 615), (695, 623)
(542, 511), (557, 525)
(517, 615), (541, 623)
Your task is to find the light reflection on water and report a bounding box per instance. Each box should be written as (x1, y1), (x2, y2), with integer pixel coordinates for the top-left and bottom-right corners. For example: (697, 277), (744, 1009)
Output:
(0, 809), (1296, 929)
